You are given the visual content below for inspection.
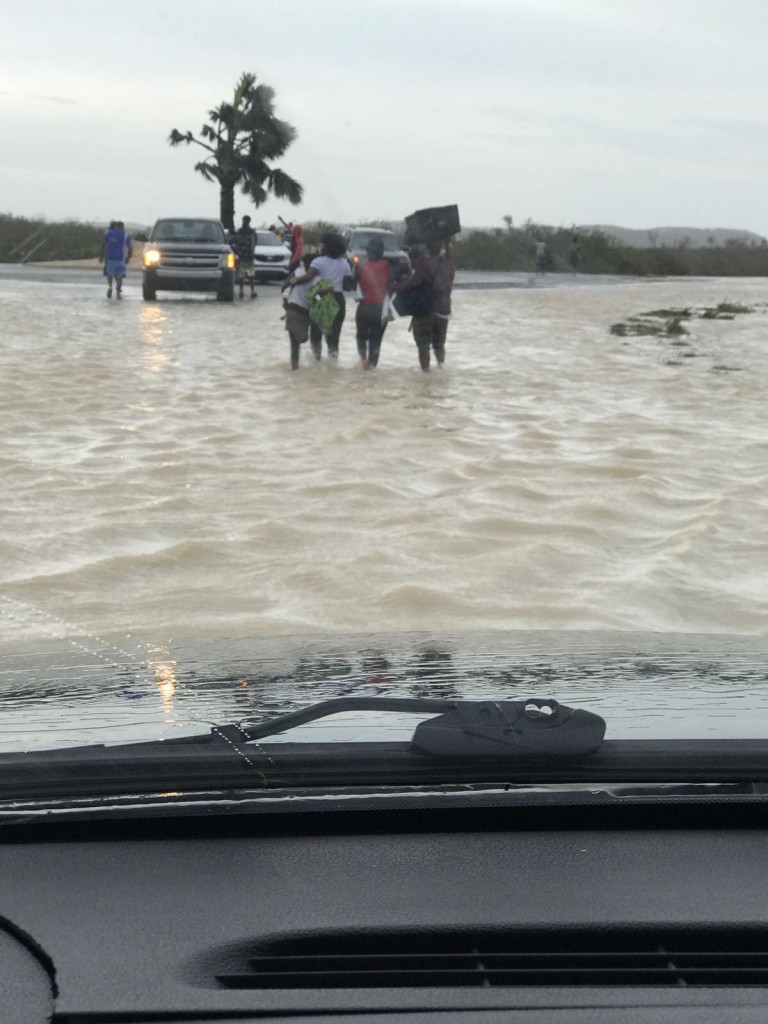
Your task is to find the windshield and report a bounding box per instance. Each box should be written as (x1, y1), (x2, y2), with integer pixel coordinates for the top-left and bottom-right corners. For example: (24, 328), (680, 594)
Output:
(255, 231), (284, 246)
(152, 219), (225, 243)
(1, 1), (767, 800)
(349, 231), (403, 252)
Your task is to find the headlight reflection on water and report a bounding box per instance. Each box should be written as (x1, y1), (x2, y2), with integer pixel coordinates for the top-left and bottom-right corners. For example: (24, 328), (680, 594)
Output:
(146, 644), (178, 714)
(138, 304), (173, 374)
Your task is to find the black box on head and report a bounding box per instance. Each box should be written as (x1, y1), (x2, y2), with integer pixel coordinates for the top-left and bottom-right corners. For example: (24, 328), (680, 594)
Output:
(404, 205), (461, 246)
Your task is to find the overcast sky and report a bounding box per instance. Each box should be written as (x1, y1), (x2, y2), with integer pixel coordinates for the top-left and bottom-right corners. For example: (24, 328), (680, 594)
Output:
(3, 0), (768, 234)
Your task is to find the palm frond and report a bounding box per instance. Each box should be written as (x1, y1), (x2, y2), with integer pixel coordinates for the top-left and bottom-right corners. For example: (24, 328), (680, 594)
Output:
(268, 168), (304, 205)
(194, 161), (220, 183)
(242, 180), (269, 206)
(168, 128), (192, 146)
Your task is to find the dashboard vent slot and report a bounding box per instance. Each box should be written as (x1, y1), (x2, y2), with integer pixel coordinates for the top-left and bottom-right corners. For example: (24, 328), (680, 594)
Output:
(216, 928), (768, 989)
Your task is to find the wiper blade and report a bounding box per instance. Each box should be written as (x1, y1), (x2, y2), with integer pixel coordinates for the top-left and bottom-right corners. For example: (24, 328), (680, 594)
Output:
(0, 697), (604, 801)
(3, 691), (768, 801)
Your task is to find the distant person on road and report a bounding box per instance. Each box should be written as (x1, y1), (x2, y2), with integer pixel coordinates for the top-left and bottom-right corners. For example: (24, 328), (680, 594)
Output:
(280, 218), (293, 247)
(534, 239), (548, 275)
(568, 236), (582, 273)
(283, 232), (352, 361)
(288, 223), (304, 272)
(354, 235), (393, 369)
(237, 215), (255, 261)
(394, 239), (456, 371)
(99, 220), (133, 299)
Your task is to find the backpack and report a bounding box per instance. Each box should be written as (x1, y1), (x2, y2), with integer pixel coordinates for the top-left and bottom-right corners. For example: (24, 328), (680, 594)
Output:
(393, 282), (434, 317)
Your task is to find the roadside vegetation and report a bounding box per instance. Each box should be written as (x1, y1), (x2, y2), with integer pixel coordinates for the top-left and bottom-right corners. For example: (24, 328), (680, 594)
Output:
(303, 219), (768, 276)
(3, 211), (768, 277)
(451, 222), (768, 276)
(0, 213), (102, 263)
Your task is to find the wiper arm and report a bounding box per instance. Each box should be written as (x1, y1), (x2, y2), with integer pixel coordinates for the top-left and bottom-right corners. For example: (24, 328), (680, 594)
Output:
(4, 695), (768, 803)
(238, 696), (606, 758)
(0, 698), (606, 802)
(238, 696), (457, 739)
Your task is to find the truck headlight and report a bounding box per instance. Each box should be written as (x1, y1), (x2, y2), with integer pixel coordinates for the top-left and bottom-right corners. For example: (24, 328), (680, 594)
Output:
(144, 249), (161, 266)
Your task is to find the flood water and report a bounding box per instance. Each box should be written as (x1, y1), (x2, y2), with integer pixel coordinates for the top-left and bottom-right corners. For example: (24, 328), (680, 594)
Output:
(1, 271), (767, 750)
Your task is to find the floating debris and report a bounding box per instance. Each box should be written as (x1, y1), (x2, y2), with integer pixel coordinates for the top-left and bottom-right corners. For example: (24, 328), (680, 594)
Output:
(643, 308), (694, 319)
(610, 301), (754, 338)
(610, 315), (688, 338)
(609, 300), (755, 373)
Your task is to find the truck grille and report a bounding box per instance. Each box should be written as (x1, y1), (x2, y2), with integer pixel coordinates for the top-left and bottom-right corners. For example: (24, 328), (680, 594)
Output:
(160, 254), (220, 270)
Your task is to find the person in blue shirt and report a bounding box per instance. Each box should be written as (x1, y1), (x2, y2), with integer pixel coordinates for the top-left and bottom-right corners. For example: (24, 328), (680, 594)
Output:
(99, 220), (133, 299)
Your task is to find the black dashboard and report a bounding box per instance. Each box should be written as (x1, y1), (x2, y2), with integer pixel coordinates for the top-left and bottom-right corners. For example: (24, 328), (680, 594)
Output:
(3, 799), (768, 1023)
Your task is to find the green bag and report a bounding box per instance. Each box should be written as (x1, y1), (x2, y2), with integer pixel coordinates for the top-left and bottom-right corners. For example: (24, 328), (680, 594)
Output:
(307, 280), (341, 336)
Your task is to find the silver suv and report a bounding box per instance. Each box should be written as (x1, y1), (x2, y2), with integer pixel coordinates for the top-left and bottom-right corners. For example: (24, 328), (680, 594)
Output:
(342, 226), (411, 281)
(142, 218), (236, 301)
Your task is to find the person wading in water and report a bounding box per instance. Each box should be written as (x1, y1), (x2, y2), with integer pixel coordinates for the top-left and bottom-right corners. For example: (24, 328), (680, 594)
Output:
(283, 232), (352, 361)
(99, 220), (133, 300)
(394, 239), (456, 371)
(354, 235), (393, 369)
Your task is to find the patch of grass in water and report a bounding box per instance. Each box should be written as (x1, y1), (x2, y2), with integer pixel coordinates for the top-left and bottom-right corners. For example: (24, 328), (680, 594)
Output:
(610, 299), (754, 342)
(610, 321), (664, 337)
(643, 307), (693, 319)
(714, 301), (752, 315)
(700, 301), (753, 319)
(666, 318), (687, 335)
(610, 315), (690, 337)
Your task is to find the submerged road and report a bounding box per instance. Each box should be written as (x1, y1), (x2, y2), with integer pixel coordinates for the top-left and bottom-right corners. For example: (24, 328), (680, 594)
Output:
(0, 262), (635, 290)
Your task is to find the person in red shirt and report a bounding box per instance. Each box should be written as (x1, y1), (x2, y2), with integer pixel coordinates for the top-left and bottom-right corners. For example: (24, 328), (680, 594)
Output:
(288, 224), (304, 272)
(394, 239), (456, 371)
(355, 236), (393, 369)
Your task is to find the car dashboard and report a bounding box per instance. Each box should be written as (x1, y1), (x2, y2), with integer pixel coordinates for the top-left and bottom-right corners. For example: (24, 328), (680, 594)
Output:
(3, 796), (768, 1023)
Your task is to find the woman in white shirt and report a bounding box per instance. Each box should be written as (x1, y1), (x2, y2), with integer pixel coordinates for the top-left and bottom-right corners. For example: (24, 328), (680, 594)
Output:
(285, 232), (352, 360)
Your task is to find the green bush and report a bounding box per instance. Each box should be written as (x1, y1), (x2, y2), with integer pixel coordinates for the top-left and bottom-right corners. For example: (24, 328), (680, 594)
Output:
(0, 213), (102, 262)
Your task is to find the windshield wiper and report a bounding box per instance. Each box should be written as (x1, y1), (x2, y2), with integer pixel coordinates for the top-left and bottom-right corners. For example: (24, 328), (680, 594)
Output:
(237, 696), (605, 757)
(0, 697), (604, 800)
(4, 697), (768, 803)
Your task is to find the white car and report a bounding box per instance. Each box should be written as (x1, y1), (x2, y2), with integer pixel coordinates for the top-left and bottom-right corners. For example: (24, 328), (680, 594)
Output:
(250, 229), (291, 282)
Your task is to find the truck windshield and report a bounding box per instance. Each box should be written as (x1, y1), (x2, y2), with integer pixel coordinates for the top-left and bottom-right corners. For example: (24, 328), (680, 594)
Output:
(351, 231), (401, 251)
(152, 220), (225, 242)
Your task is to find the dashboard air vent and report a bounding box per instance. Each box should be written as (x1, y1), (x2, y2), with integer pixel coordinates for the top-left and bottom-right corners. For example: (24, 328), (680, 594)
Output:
(217, 928), (768, 989)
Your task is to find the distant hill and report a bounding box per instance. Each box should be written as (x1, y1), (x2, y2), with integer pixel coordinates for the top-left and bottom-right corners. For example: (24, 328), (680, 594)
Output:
(584, 225), (766, 248)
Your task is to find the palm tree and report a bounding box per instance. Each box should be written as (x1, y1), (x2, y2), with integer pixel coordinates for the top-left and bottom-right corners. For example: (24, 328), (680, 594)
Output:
(169, 72), (303, 231)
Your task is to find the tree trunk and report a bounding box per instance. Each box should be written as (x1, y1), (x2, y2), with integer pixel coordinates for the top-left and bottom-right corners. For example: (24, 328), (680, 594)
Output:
(219, 183), (235, 232)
